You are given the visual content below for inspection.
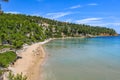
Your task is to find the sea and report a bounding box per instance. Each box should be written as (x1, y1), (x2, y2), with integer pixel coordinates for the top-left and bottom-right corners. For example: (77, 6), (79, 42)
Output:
(41, 35), (120, 80)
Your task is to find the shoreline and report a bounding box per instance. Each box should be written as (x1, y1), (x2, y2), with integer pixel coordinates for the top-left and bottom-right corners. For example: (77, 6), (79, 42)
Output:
(3, 36), (99, 80)
(5, 39), (52, 80)
(7, 37), (83, 80)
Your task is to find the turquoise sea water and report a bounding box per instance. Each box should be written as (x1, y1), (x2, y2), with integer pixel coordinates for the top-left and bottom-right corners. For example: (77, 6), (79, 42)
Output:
(42, 36), (120, 80)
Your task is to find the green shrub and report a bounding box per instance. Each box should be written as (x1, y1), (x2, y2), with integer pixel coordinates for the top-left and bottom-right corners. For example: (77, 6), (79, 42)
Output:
(8, 72), (27, 80)
(0, 45), (11, 50)
(0, 51), (17, 68)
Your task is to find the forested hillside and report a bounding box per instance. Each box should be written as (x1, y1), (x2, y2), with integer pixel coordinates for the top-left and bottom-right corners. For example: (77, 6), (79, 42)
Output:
(0, 13), (117, 48)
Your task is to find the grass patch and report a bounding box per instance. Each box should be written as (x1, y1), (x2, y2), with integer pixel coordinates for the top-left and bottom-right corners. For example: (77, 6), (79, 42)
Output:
(0, 51), (17, 68)
(0, 45), (11, 50)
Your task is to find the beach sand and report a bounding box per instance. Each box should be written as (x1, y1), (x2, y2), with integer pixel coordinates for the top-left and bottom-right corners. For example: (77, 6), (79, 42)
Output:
(7, 39), (52, 80)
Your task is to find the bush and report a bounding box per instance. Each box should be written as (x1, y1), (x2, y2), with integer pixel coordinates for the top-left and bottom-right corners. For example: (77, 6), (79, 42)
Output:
(0, 45), (11, 50)
(0, 51), (17, 68)
(8, 72), (27, 80)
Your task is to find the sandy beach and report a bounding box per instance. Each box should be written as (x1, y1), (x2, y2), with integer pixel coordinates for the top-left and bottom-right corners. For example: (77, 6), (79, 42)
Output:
(7, 39), (52, 80)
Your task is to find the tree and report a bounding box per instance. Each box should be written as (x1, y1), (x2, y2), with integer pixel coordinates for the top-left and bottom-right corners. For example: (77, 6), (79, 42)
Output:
(0, 13), (117, 49)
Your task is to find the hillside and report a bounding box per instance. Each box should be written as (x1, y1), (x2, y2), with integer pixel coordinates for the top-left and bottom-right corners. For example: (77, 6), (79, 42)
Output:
(0, 13), (117, 48)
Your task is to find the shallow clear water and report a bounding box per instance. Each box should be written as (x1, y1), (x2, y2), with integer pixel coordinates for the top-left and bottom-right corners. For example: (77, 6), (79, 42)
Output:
(42, 36), (120, 80)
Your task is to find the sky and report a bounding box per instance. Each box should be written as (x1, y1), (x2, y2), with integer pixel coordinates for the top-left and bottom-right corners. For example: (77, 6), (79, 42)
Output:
(1, 0), (120, 33)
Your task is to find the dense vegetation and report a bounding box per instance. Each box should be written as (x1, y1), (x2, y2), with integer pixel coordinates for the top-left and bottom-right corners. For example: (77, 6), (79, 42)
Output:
(0, 13), (117, 48)
(0, 51), (16, 68)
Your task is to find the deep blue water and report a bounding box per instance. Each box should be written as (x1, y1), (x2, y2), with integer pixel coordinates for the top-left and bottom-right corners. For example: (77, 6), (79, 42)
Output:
(42, 36), (120, 80)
